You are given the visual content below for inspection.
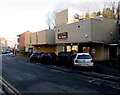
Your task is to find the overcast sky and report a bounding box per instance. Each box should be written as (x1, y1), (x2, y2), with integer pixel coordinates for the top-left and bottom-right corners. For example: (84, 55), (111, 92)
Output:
(0, 0), (119, 41)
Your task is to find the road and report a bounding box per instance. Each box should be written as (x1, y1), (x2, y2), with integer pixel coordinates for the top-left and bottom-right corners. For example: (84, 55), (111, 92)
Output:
(1, 55), (120, 94)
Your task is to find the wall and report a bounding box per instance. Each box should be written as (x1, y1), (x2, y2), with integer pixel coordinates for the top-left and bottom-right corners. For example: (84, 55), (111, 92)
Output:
(92, 45), (104, 61)
(25, 33), (31, 46)
(91, 18), (118, 43)
(55, 9), (68, 26)
(30, 32), (36, 45)
(25, 33), (33, 52)
(55, 19), (92, 44)
(33, 45), (56, 52)
(26, 29), (56, 53)
(104, 46), (109, 61)
(56, 45), (64, 54)
(118, 46), (120, 56)
(37, 30), (46, 44)
(19, 31), (31, 50)
(30, 29), (55, 45)
(46, 29), (55, 44)
(39, 45), (56, 52)
(55, 8), (84, 26)
(56, 18), (118, 44)
(0, 39), (2, 53)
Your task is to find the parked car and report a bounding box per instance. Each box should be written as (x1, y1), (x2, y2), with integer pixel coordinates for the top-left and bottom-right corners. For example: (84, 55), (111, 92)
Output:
(2, 50), (11, 54)
(40, 52), (57, 64)
(29, 52), (43, 62)
(57, 52), (75, 66)
(74, 53), (94, 68)
(110, 54), (120, 68)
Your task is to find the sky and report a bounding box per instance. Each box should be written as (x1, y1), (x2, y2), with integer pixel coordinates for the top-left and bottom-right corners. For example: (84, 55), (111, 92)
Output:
(0, 0), (119, 42)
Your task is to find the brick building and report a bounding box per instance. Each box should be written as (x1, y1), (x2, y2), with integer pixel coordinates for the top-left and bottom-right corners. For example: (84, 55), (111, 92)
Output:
(17, 31), (31, 51)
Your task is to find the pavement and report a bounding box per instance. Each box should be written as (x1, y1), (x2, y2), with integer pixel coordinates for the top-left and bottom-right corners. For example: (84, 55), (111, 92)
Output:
(93, 61), (120, 77)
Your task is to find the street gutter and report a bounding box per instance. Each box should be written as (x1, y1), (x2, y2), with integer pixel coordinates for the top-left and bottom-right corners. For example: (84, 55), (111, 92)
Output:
(36, 63), (120, 83)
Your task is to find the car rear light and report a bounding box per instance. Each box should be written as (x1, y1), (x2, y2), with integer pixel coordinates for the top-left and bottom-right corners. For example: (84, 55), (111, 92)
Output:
(75, 60), (78, 63)
(56, 57), (58, 61)
(38, 56), (41, 58)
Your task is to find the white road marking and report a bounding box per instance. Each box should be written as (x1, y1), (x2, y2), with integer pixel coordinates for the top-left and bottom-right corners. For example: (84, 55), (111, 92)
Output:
(50, 69), (64, 73)
(23, 73), (32, 77)
(112, 86), (120, 89)
(89, 80), (95, 83)
(16, 76), (24, 81)
(93, 81), (101, 85)
(89, 79), (101, 85)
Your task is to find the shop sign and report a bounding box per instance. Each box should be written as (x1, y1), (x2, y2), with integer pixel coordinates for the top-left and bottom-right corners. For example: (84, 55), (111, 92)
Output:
(58, 32), (68, 39)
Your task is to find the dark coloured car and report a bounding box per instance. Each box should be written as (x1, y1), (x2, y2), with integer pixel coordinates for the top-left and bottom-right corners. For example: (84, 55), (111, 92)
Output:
(29, 52), (43, 62)
(110, 54), (120, 68)
(57, 52), (75, 67)
(40, 52), (57, 64)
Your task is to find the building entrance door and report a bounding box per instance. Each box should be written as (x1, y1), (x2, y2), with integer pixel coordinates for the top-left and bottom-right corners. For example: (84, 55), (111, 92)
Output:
(109, 45), (117, 60)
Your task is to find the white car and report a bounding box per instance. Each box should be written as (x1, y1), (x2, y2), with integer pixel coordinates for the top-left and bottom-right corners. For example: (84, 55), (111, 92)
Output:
(74, 53), (94, 67)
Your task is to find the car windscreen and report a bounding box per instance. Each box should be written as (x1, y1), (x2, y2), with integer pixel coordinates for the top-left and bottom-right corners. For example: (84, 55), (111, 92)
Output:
(59, 54), (69, 56)
(77, 55), (91, 59)
(58, 52), (70, 56)
(31, 53), (40, 56)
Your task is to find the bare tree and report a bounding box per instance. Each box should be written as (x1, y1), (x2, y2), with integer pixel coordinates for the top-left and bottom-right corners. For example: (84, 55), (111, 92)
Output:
(46, 11), (56, 29)
(46, 15), (51, 29)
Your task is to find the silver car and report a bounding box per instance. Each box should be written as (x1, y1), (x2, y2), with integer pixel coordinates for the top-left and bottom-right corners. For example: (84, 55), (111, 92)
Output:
(74, 53), (94, 67)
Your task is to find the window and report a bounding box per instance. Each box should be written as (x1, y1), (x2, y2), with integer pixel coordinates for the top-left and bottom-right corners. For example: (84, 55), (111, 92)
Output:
(83, 47), (90, 53)
(77, 55), (91, 59)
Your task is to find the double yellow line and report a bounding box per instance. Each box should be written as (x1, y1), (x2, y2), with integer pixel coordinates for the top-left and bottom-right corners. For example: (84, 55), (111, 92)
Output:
(0, 76), (22, 95)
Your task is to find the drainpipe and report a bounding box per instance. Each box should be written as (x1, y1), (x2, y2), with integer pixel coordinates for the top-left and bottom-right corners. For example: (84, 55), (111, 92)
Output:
(90, 19), (94, 59)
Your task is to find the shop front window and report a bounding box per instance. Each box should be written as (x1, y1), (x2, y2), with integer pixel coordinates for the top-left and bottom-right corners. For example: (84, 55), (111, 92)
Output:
(72, 45), (78, 53)
(83, 47), (90, 53)
(66, 45), (78, 53)
(67, 46), (71, 52)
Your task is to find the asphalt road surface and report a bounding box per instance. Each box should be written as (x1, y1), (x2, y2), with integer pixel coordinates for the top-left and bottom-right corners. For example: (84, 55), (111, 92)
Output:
(1, 55), (120, 94)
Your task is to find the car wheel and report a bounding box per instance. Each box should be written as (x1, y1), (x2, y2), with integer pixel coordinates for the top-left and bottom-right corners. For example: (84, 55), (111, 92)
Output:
(109, 61), (114, 67)
(30, 60), (33, 62)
